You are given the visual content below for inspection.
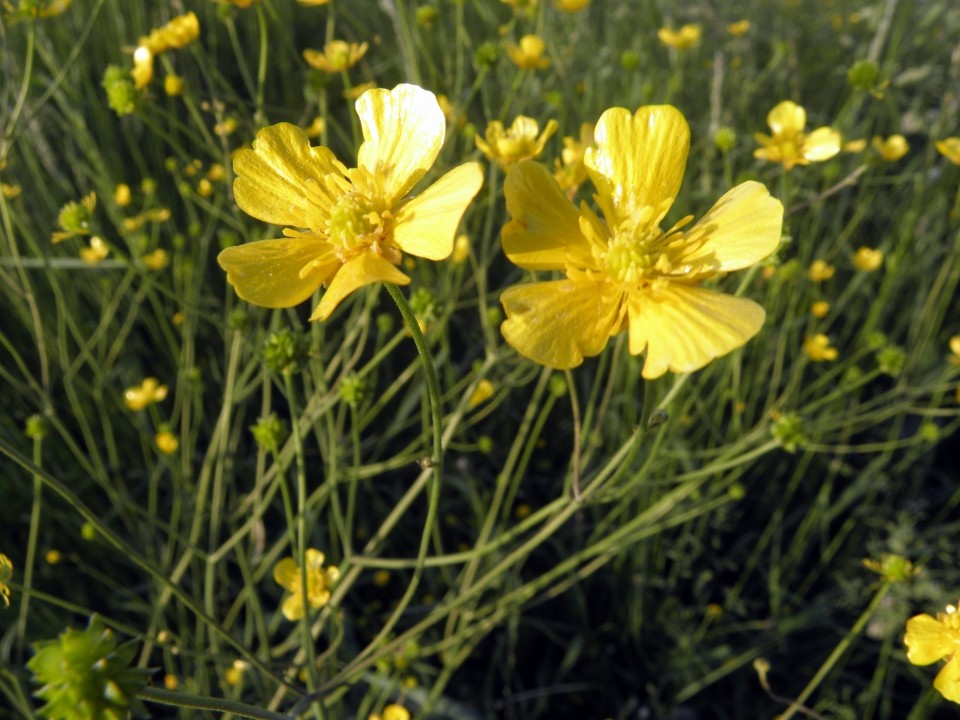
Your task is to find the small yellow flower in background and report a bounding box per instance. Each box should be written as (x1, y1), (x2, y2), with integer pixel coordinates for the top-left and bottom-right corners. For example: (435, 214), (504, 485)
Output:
(114, 183), (131, 207)
(197, 178), (214, 197)
(273, 548), (340, 621)
(803, 333), (838, 362)
(214, 117), (238, 137)
(304, 116), (326, 138)
(164, 74), (185, 97)
(553, 122), (596, 195)
(506, 35), (550, 70)
(156, 431), (179, 454)
(343, 81), (377, 100)
(810, 300), (829, 318)
(303, 40), (369, 74)
(935, 138), (960, 165)
(132, 46), (155, 89)
(3, 0), (71, 21)
(871, 134), (909, 162)
(657, 24), (702, 50)
(52, 192), (96, 243)
(852, 246), (883, 271)
(1, 553), (12, 607)
(475, 115), (559, 169)
(373, 570), (391, 587)
(862, 553), (918, 583)
(79, 236), (110, 265)
(163, 674), (178, 691)
(500, 0), (537, 16)
(298, 0), (331, 5)
(754, 100), (841, 171)
(499, 105), (783, 379)
(219, 85), (483, 322)
(143, 248), (170, 270)
(904, 601), (960, 704)
(555, 0), (589, 12)
(451, 234), (471, 264)
(207, 163), (226, 182)
(843, 138), (867, 153)
(727, 20), (750, 36)
(947, 336), (960, 366)
(469, 379), (495, 408)
(369, 705), (411, 720)
(2, 182), (21, 199)
(132, 12), (200, 89)
(214, 0), (260, 7)
(122, 207), (170, 232)
(807, 259), (835, 282)
(45, 549), (60, 565)
(124, 377), (168, 411)
(172, 311), (185, 326)
(224, 660), (248, 686)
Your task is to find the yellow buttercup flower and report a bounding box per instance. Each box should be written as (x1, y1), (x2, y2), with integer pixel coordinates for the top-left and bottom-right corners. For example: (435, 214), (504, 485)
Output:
(506, 34), (550, 70)
(273, 548), (340, 621)
(303, 40), (368, 74)
(810, 300), (829, 318)
(298, 0), (331, 4)
(214, 0), (260, 7)
(124, 377), (168, 411)
(122, 207), (170, 232)
(451, 234), (471, 264)
(475, 115), (559, 169)
(219, 85), (483, 322)
(1, 182), (20, 199)
(114, 183), (131, 207)
(224, 660), (248, 686)
(555, 0), (589, 11)
(143, 248), (169, 270)
(871, 134), (909, 162)
(948, 336), (960, 366)
(807, 259), (835, 282)
(343, 81), (377, 100)
(164, 74), (185, 96)
(803, 333), (838, 362)
(52, 192), (96, 243)
(657, 24), (702, 50)
(935, 138), (960, 165)
(500, 0), (536, 15)
(1, 553), (12, 608)
(304, 116), (326, 138)
(79, 236), (110, 264)
(904, 601), (960, 704)
(754, 101), (841, 171)
(553, 122), (596, 195)
(3, 0), (71, 21)
(155, 431), (179, 454)
(852, 246), (883, 271)
(727, 20), (750, 36)
(468, 379), (495, 407)
(499, 105), (783, 379)
(132, 12), (200, 89)
(843, 138), (867, 153)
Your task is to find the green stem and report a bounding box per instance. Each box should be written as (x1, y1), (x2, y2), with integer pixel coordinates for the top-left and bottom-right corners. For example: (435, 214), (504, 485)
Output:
(16, 430), (43, 660)
(255, 4), (269, 126)
(140, 686), (289, 720)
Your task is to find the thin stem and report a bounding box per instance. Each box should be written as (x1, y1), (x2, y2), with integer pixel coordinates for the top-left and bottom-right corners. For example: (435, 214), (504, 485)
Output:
(140, 686), (289, 720)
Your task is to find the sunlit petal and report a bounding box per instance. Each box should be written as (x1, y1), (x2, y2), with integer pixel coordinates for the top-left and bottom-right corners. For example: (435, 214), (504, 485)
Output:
(904, 614), (957, 665)
(627, 284), (765, 379)
(586, 105), (689, 224)
(802, 127), (842, 162)
(218, 236), (334, 308)
(767, 100), (805, 135)
(501, 280), (623, 368)
(234, 123), (342, 227)
(393, 162), (484, 260)
(281, 593), (305, 621)
(310, 252), (409, 321)
(273, 558), (300, 592)
(679, 181), (783, 273)
(356, 84), (445, 201)
(933, 655), (960, 704)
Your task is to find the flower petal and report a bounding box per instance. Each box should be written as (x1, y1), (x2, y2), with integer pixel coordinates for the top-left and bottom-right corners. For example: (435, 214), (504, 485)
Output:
(627, 284), (765, 379)
(393, 162), (484, 260)
(678, 181), (783, 273)
(500, 280), (623, 369)
(310, 252), (409, 321)
(281, 592), (305, 621)
(802, 127), (842, 162)
(356, 84), (445, 201)
(933, 654), (960, 703)
(218, 236), (334, 308)
(904, 614), (956, 665)
(234, 123), (342, 227)
(502, 160), (592, 270)
(767, 100), (805, 135)
(273, 558), (300, 592)
(585, 105), (689, 225)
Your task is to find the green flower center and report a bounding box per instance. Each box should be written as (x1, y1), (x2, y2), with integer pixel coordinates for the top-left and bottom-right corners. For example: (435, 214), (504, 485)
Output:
(326, 192), (393, 262)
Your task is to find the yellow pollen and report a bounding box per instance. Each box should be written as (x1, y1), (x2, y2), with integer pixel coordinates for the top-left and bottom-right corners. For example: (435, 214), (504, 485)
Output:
(326, 194), (388, 260)
(602, 219), (669, 285)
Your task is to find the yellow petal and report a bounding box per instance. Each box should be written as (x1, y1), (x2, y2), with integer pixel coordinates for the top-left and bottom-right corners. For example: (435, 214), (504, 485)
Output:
(585, 105), (689, 225)
(933, 655), (960, 703)
(767, 100), (806, 135)
(904, 614), (956, 665)
(355, 84), (445, 201)
(679, 181), (783, 273)
(281, 592), (305, 621)
(500, 280), (623, 369)
(234, 123), (342, 227)
(393, 162), (483, 260)
(627, 284), (765, 379)
(803, 127), (842, 162)
(502, 160), (592, 270)
(273, 558), (300, 592)
(218, 236), (334, 308)
(310, 252), (409, 321)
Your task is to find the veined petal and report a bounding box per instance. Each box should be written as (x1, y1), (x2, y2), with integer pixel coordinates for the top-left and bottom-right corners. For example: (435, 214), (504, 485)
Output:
(627, 284), (765, 379)
(218, 236), (334, 308)
(310, 252), (409, 321)
(767, 100), (805, 135)
(356, 84), (445, 201)
(679, 181), (783, 273)
(393, 162), (484, 260)
(933, 655), (960, 703)
(234, 123), (342, 227)
(502, 160), (592, 270)
(585, 105), (689, 225)
(273, 558), (300, 592)
(803, 127), (842, 162)
(500, 280), (623, 369)
(904, 614), (957, 665)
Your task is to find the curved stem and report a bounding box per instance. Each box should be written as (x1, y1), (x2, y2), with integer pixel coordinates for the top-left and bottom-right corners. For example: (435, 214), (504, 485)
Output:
(140, 686), (289, 720)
